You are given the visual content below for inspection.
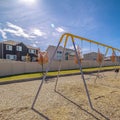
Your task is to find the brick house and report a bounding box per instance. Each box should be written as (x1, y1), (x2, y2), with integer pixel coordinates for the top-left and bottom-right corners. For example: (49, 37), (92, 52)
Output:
(0, 40), (39, 61)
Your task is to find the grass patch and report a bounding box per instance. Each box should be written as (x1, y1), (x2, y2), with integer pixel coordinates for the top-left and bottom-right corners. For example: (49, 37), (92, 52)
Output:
(0, 66), (119, 82)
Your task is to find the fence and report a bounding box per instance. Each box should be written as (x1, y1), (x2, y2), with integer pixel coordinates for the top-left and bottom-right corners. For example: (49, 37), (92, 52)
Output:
(0, 59), (116, 77)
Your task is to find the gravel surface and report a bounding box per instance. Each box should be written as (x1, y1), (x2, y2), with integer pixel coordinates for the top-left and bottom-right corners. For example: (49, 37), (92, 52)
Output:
(0, 71), (120, 120)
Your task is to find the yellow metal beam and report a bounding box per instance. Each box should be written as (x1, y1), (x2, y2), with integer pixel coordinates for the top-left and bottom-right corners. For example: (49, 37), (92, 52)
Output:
(64, 35), (69, 47)
(59, 33), (120, 52)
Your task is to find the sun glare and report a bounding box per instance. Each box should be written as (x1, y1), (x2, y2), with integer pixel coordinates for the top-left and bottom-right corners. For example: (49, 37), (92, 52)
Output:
(19, 0), (37, 6)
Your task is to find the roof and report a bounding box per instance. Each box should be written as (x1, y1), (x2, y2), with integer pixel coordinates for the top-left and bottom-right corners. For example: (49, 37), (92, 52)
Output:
(1, 40), (39, 50)
(27, 45), (39, 50)
(69, 52), (75, 56)
(1, 40), (20, 45)
(46, 45), (63, 50)
(84, 52), (104, 56)
(66, 48), (75, 52)
(46, 45), (75, 52)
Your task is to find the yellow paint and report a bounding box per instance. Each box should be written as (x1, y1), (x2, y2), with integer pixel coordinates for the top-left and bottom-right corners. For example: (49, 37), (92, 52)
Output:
(64, 35), (69, 47)
(59, 33), (120, 52)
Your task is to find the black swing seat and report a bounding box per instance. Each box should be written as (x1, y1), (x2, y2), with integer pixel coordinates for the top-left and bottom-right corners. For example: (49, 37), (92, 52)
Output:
(115, 68), (119, 73)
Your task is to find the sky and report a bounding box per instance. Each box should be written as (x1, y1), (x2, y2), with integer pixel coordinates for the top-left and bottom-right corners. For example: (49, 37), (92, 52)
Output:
(0, 0), (120, 52)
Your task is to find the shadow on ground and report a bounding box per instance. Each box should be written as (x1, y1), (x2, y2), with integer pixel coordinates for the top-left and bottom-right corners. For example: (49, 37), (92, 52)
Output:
(55, 90), (110, 120)
(31, 89), (110, 120)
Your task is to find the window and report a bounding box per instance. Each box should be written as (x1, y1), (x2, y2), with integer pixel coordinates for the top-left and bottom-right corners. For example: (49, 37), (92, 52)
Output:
(6, 45), (12, 51)
(21, 56), (26, 61)
(32, 57), (37, 61)
(65, 52), (69, 60)
(57, 51), (62, 60)
(6, 54), (17, 60)
(16, 46), (22, 51)
(29, 49), (36, 54)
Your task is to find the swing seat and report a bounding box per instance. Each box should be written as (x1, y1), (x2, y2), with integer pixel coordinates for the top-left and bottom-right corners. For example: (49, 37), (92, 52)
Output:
(96, 48), (103, 64)
(38, 52), (48, 64)
(74, 57), (82, 64)
(111, 52), (116, 62)
(115, 68), (119, 73)
(74, 45), (82, 64)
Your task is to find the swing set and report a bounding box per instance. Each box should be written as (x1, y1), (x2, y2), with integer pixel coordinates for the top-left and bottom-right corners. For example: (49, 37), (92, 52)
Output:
(92, 47), (120, 83)
(31, 33), (120, 110)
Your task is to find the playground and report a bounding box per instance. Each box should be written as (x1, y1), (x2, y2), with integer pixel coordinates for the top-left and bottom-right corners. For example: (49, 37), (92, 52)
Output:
(0, 70), (120, 120)
(0, 33), (120, 120)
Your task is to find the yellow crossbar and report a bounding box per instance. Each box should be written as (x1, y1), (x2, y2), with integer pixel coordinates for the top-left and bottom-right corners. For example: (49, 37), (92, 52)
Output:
(59, 33), (120, 52)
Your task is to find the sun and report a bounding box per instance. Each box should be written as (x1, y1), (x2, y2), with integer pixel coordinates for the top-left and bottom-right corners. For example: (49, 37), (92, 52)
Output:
(19, 0), (37, 6)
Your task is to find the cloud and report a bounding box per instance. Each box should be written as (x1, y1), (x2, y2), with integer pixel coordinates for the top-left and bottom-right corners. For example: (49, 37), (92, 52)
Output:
(0, 29), (7, 39)
(7, 22), (23, 31)
(56, 27), (65, 33)
(4, 22), (31, 38)
(0, 22), (67, 50)
(3, 22), (47, 39)
(32, 43), (37, 47)
(31, 28), (46, 37)
(52, 32), (59, 37)
(50, 26), (66, 39)
(4, 28), (30, 38)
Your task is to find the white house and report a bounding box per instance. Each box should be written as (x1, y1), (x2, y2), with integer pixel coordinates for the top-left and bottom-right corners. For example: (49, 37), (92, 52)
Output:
(46, 45), (75, 61)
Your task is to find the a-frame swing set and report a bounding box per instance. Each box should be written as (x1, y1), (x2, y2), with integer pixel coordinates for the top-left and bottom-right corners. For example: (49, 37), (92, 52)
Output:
(31, 33), (120, 110)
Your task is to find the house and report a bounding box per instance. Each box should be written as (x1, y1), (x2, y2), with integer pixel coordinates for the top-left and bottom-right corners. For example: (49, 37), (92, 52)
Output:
(0, 40), (39, 61)
(83, 52), (104, 60)
(104, 56), (120, 62)
(46, 45), (75, 61)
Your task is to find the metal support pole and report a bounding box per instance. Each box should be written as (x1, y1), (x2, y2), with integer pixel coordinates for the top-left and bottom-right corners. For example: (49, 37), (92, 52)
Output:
(42, 64), (44, 75)
(31, 41), (61, 108)
(94, 47), (109, 83)
(72, 36), (93, 109)
(54, 40), (67, 91)
(113, 50), (120, 78)
(54, 60), (61, 91)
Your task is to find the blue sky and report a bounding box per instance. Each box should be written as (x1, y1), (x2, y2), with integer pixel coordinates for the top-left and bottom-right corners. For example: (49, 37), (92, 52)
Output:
(0, 0), (120, 52)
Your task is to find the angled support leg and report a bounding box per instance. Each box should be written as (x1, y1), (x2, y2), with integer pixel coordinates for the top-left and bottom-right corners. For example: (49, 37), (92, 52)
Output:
(72, 37), (93, 109)
(54, 60), (62, 91)
(54, 43), (67, 91)
(94, 47), (109, 83)
(31, 41), (61, 109)
(113, 50), (120, 78)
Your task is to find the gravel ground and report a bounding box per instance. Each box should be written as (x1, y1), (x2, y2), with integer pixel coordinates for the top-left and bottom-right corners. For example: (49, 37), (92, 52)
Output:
(0, 71), (120, 120)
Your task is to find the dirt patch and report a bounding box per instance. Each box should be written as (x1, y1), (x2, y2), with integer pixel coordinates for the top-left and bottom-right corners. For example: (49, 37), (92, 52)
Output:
(0, 71), (120, 120)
